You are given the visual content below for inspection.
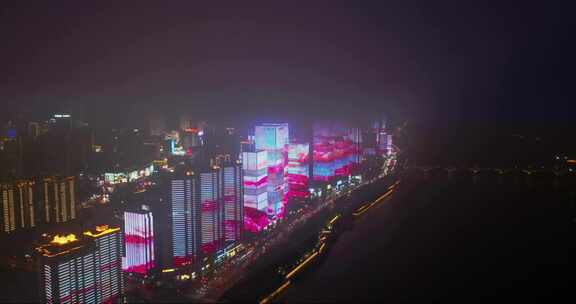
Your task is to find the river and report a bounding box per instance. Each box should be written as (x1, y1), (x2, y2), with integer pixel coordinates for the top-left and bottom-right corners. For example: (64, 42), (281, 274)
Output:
(281, 170), (576, 302)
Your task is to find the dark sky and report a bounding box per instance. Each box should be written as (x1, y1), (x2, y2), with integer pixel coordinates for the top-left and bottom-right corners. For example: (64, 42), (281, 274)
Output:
(1, 1), (574, 129)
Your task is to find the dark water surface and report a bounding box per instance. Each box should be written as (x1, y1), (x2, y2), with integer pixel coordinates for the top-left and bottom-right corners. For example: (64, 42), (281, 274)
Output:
(283, 171), (576, 302)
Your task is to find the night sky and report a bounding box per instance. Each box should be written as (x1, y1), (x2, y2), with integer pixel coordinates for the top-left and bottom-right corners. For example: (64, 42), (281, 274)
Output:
(1, 1), (574, 130)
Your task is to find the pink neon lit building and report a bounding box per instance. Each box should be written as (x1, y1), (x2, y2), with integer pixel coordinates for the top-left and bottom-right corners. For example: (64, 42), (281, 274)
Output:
(254, 123), (289, 219)
(123, 208), (154, 275)
(313, 123), (362, 182)
(242, 150), (269, 232)
(242, 150), (268, 211)
(286, 143), (310, 199)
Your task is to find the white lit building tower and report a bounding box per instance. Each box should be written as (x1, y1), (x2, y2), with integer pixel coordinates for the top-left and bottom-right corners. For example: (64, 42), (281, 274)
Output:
(199, 167), (222, 255)
(170, 174), (198, 267)
(36, 234), (98, 304)
(83, 225), (124, 303)
(221, 161), (243, 245)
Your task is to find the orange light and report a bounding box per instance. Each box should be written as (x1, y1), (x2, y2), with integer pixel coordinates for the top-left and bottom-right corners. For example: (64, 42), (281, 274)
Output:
(260, 281), (291, 304)
(51, 234), (78, 245)
(83, 226), (120, 238)
(567, 160), (576, 164)
(285, 251), (318, 279)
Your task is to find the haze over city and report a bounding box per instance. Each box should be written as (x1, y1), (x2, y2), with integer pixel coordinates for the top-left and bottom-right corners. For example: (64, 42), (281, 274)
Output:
(0, 1), (574, 303)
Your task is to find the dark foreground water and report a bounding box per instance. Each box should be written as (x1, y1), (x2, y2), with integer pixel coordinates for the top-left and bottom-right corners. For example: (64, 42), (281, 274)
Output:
(282, 171), (576, 302)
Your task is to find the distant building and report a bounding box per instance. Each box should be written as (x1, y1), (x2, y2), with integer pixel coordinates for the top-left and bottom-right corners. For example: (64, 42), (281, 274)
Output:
(40, 176), (77, 224)
(15, 180), (35, 229)
(123, 207), (155, 275)
(0, 180), (35, 233)
(83, 225), (124, 303)
(0, 183), (16, 233)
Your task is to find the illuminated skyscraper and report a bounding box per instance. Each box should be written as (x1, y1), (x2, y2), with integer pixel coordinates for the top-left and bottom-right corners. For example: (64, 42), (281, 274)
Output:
(286, 143), (310, 199)
(123, 207), (155, 275)
(199, 168), (222, 255)
(254, 123), (289, 219)
(40, 176), (77, 224)
(15, 180), (35, 229)
(1, 183), (16, 233)
(221, 161), (243, 244)
(83, 225), (124, 303)
(36, 234), (98, 304)
(1, 180), (35, 233)
(242, 150), (268, 211)
(170, 175), (198, 267)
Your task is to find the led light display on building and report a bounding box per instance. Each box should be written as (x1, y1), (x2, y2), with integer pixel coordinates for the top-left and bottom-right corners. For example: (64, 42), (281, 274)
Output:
(313, 123), (361, 182)
(37, 236), (98, 304)
(222, 163), (243, 244)
(170, 178), (197, 267)
(242, 150), (269, 211)
(254, 123), (289, 219)
(123, 210), (155, 275)
(83, 225), (124, 303)
(199, 170), (221, 255)
(244, 207), (269, 233)
(286, 143), (310, 199)
(255, 123), (289, 150)
(104, 164), (154, 185)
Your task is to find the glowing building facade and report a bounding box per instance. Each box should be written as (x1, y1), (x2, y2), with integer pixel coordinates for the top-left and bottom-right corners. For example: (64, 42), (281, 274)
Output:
(170, 166), (231, 266)
(1, 183), (16, 233)
(242, 150), (269, 232)
(313, 123), (361, 182)
(170, 176), (198, 267)
(123, 208), (155, 275)
(286, 143), (310, 199)
(41, 176), (77, 224)
(242, 150), (268, 211)
(37, 234), (98, 304)
(83, 225), (124, 303)
(1, 180), (35, 233)
(199, 169), (222, 255)
(254, 123), (289, 219)
(222, 162), (243, 245)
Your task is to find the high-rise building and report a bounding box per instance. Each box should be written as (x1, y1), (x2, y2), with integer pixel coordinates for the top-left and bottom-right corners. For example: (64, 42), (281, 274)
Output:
(1, 183), (16, 233)
(123, 207), (155, 275)
(148, 113), (166, 137)
(170, 175), (198, 267)
(83, 225), (124, 303)
(254, 123), (289, 219)
(1, 180), (35, 233)
(36, 234), (98, 304)
(40, 176), (77, 224)
(286, 143), (310, 199)
(241, 150), (268, 211)
(15, 180), (35, 229)
(199, 168), (222, 255)
(221, 161), (243, 244)
(170, 163), (236, 266)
